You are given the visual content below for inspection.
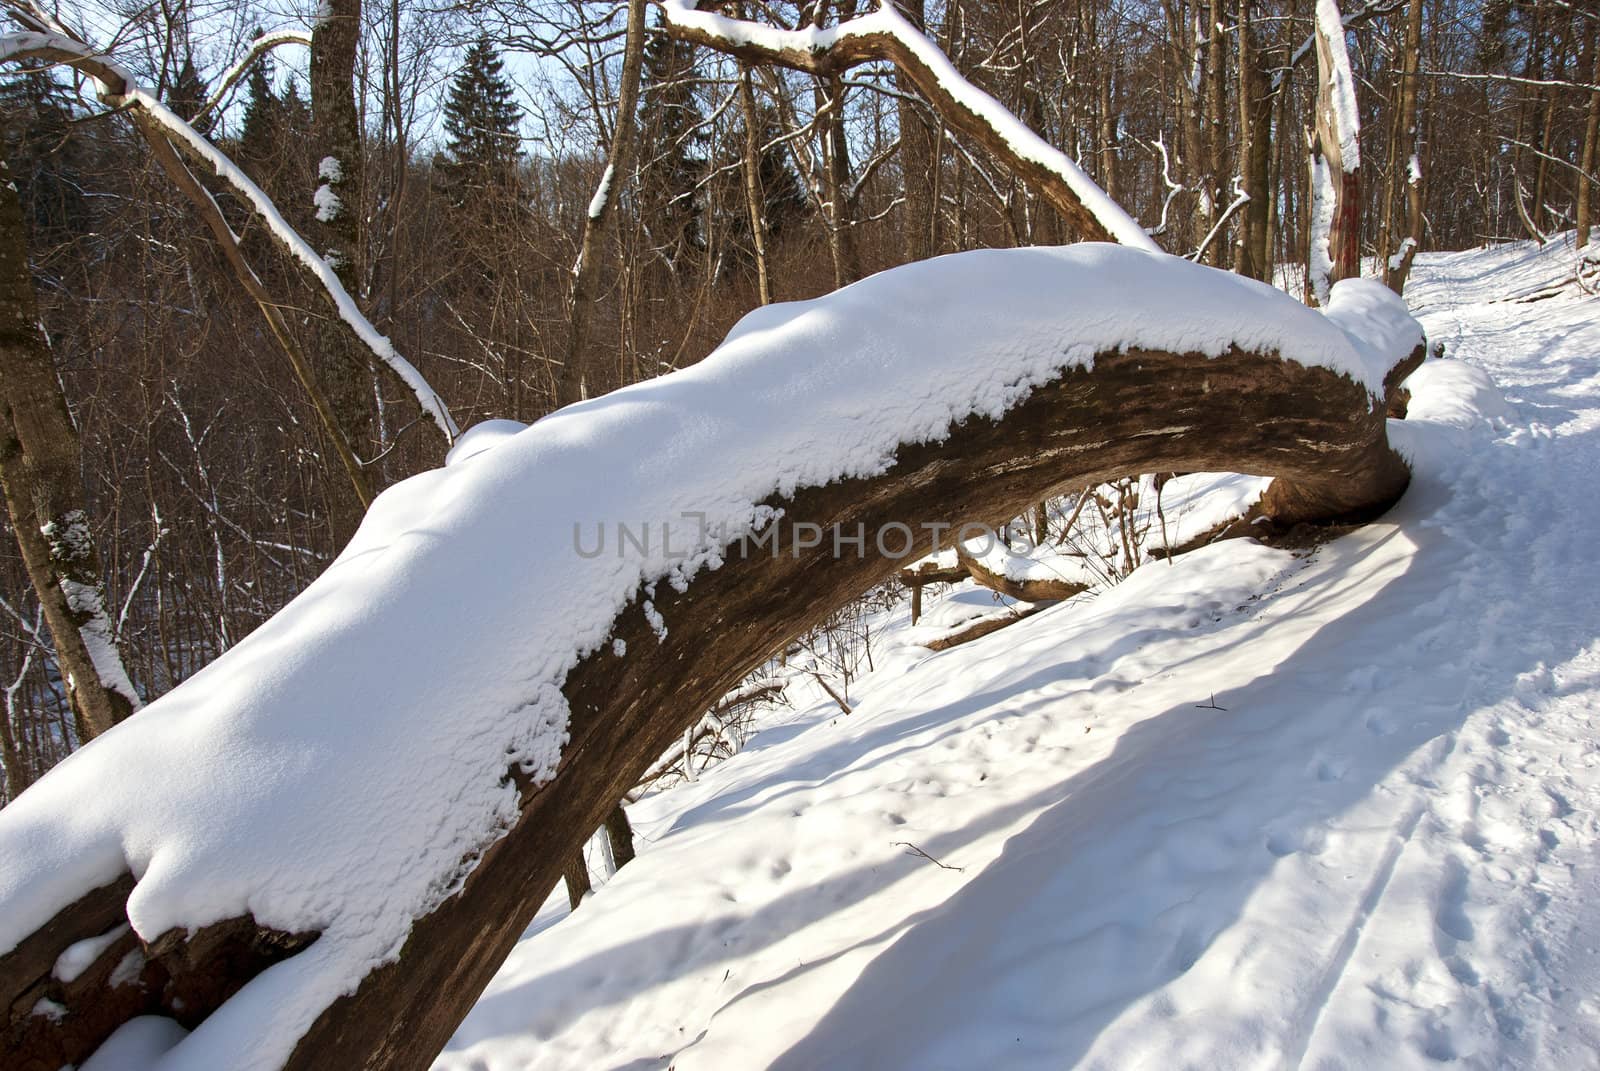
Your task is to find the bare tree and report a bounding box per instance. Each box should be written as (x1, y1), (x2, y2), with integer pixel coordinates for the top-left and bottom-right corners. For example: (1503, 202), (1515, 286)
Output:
(0, 156), (140, 743)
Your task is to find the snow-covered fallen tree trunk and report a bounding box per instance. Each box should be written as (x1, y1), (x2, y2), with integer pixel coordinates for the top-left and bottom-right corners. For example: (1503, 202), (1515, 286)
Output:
(0, 246), (1423, 1071)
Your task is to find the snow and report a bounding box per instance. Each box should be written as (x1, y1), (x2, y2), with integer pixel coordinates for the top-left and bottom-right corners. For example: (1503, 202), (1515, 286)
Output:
(657, 2), (1157, 249)
(1309, 152), (1336, 305)
(42, 510), (142, 710)
(958, 537), (1100, 591)
(445, 419), (527, 467)
(1316, 0), (1361, 169)
(82, 1017), (188, 1070)
(1151, 471), (1270, 550)
(317, 156), (342, 183)
(586, 164), (614, 221)
(312, 183), (341, 223)
(54, 923), (129, 983)
(2, 243), (1417, 1071)
(430, 236), (1600, 1070)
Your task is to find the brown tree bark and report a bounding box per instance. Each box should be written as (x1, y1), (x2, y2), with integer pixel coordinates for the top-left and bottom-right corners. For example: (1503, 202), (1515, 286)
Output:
(1235, 0), (1275, 280)
(1578, 17), (1599, 249)
(1204, 0), (1229, 266)
(310, 0), (374, 471)
(737, 61), (772, 305)
(3, 317), (1423, 1070)
(604, 802), (637, 868)
(895, 0), (937, 262)
(0, 157), (138, 744)
(1384, 0), (1425, 291)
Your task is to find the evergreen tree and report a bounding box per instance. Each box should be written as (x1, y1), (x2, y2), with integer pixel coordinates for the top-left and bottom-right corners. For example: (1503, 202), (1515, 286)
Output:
(236, 33), (282, 174)
(166, 55), (213, 136)
(0, 71), (92, 244)
(439, 36), (523, 205)
(635, 16), (707, 267)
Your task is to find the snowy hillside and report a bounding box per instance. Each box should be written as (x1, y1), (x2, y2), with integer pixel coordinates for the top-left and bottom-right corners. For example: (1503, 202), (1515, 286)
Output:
(436, 237), (1600, 1071)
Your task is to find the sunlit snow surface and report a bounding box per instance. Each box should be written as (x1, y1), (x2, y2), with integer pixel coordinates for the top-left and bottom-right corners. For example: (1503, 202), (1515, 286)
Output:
(438, 237), (1600, 1070)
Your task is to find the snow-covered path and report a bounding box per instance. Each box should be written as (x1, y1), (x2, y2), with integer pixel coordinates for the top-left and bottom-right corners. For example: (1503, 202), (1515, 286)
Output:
(437, 240), (1600, 1071)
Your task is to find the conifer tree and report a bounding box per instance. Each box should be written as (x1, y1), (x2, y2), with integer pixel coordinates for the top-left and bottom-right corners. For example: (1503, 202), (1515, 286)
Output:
(0, 71), (91, 244)
(166, 55), (213, 136)
(439, 36), (523, 205)
(236, 33), (281, 174)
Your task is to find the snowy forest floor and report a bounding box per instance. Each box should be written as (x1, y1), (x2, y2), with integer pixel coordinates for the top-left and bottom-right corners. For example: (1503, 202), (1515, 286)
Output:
(435, 238), (1600, 1071)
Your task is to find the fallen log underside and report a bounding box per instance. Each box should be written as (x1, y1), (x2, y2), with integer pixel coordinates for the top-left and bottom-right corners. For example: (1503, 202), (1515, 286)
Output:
(3, 341), (1420, 1071)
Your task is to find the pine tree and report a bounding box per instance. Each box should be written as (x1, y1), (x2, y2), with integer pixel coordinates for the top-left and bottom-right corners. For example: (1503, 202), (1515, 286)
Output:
(636, 17), (707, 267)
(0, 71), (91, 244)
(236, 33), (282, 174)
(439, 36), (523, 206)
(166, 55), (213, 136)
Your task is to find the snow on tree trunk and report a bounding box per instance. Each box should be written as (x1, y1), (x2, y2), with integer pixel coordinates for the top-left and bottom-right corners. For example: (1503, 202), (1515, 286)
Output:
(0, 156), (139, 745)
(1310, 0), (1361, 303)
(0, 246), (1424, 1071)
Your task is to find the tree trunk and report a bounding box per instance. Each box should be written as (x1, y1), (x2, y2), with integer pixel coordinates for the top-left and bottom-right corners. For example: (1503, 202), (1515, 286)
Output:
(557, 0), (648, 407)
(604, 803), (637, 869)
(895, 0), (936, 262)
(3, 301), (1426, 1070)
(1578, 19), (1599, 249)
(737, 62), (772, 305)
(1235, 0), (1274, 281)
(1204, 0), (1229, 266)
(0, 157), (139, 744)
(1311, 0), (1362, 299)
(310, 0), (375, 496)
(1384, 0), (1424, 292)
(562, 848), (591, 910)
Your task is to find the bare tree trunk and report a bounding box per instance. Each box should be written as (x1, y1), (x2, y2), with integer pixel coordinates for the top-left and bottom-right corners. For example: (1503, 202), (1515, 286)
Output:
(896, 0), (936, 262)
(1578, 19), (1599, 249)
(1384, 0), (1424, 291)
(1235, 0), (1274, 280)
(604, 803), (636, 868)
(737, 62), (772, 305)
(0, 158), (139, 743)
(310, 0), (375, 490)
(562, 848), (591, 910)
(1204, 0), (1229, 265)
(557, 0), (648, 407)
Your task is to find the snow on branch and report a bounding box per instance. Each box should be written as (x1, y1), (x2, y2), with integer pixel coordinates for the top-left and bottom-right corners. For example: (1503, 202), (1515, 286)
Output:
(0, 27), (459, 444)
(190, 30), (314, 126)
(655, 0), (1159, 249)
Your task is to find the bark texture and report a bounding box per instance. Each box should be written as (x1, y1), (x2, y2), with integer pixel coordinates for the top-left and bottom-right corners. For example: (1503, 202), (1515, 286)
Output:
(1, 331), (1420, 1071)
(310, 0), (375, 468)
(0, 157), (138, 743)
